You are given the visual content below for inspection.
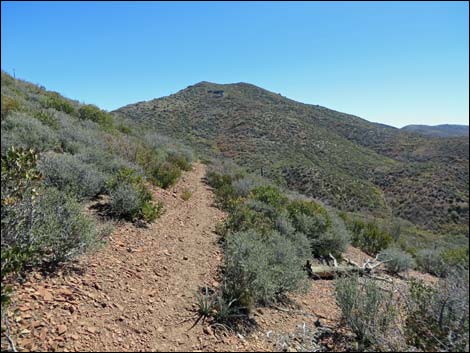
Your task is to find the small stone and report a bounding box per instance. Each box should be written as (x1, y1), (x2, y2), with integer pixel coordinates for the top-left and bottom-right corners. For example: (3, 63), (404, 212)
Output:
(57, 325), (67, 335)
(203, 326), (213, 336)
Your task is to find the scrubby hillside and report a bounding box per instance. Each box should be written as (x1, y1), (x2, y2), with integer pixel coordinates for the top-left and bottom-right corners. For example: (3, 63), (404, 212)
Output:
(115, 81), (469, 235)
(1, 73), (468, 353)
(402, 124), (469, 137)
(1, 71), (195, 309)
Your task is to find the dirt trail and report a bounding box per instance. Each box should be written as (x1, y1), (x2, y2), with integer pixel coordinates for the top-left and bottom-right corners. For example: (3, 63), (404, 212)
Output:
(5, 163), (230, 352)
(4, 162), (433, 352)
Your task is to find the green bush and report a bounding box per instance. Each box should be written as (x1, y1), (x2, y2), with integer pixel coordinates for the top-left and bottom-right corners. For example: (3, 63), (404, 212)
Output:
(2, 147), (43, 307)
(78, 104), (113, 129)
(109, 183), (143, 220)
(166, 151), (192, 171)
(378, 247), (416, 275)
(348, 219), (393, 255)
(1, 95), (21, 119)
(250, 185), (288, 209)
(223, 229), (309, 310)
(309, 213), (350, 258)
(287, 199), (331, 235)
(206, 171), (233, 189)
(107, 167), (161, 222)
(33, 110), (60, 129)
(441, 246), (469, 270)
(335, 275), (398, 350)
(225, 200), (276, 235)
(405, 269), (469, 352)
(151, 161), (182, 189)
(44, 91), (75, 114)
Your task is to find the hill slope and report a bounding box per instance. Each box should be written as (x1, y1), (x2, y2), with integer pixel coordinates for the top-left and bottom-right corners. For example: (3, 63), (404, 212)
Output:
(402, 124), (469, 137)
(115, 82), (469, 234)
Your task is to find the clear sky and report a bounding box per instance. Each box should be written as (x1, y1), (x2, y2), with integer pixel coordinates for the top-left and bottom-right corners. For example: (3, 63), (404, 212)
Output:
(1, 1), (469, 127)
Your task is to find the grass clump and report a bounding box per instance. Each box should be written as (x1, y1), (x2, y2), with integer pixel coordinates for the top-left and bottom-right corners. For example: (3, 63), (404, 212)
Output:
(181, 188), (192, 201)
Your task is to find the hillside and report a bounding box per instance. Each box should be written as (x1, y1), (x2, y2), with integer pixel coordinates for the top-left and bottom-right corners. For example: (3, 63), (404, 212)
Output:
(2, 73), (469, 353)
(402, 124), (469, 137)
(115, 81), (469, 235)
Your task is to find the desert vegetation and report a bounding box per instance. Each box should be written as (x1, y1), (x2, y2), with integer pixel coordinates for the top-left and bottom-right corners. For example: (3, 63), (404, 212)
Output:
(1, 71), (194, 312)
(1, 71), (468, 352)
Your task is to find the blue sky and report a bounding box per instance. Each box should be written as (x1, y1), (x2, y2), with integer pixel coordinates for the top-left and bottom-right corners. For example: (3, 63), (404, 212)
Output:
(1, 1), (468, 127)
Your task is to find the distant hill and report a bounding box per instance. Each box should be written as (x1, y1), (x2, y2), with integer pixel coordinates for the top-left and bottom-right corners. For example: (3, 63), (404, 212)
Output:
(115, 81), (469, 235)
(402, 124), (469, 137)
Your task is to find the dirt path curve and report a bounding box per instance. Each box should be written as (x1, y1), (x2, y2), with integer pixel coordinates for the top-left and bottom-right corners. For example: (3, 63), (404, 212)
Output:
(5, 162), (229, 352)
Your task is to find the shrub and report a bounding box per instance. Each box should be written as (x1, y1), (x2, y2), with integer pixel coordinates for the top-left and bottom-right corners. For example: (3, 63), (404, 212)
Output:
(2, 147), (43, 307)
(1, 113), (60, 153)
(405, 269), (469, 352)
(33, 110), (60, 129)
(75, 148), (136, 176)
(310, 213), (350, 258)
(335, 275), (398, 350)
(44, 91), (75, 114)
(275, 213), (296, 236)
(107, 168), (161, 222)
(141, 200), (164, 222)
(38, 152), (106, 199)
(151, 161), (182, 189)
(166, 151), (192, 171)
(378, 247), (416, 275)
(32, 188), (98, 264)
(223, 229), (308, 309)
(56, 114), (107, 154)
(231, 176), (264, 198)
(287, 199), (331, 235)
(250, 185), (288, 209)
(441, 246), (469, 270)
(349, 219), (393, 255)
(1, 95), (21, 119)
(225, 201), (276, 235)
(109, 183), (143, 220)
(214, 182), (239, 210)
(415, 248), (447, 277)
(206, 171), (233, 189)
(2, 184), (97, 282)
(78, 104), (113, 128)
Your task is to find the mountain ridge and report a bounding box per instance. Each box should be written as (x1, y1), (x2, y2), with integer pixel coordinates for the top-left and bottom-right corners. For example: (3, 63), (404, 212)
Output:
(114, 81), (469, 235)
(402, 124), (469, 137)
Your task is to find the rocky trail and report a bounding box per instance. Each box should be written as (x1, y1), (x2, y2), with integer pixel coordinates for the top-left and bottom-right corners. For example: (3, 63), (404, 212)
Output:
(3, 163), (228, 351)
(1, 163), (339, 352)
(1, 163), (435, 352)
